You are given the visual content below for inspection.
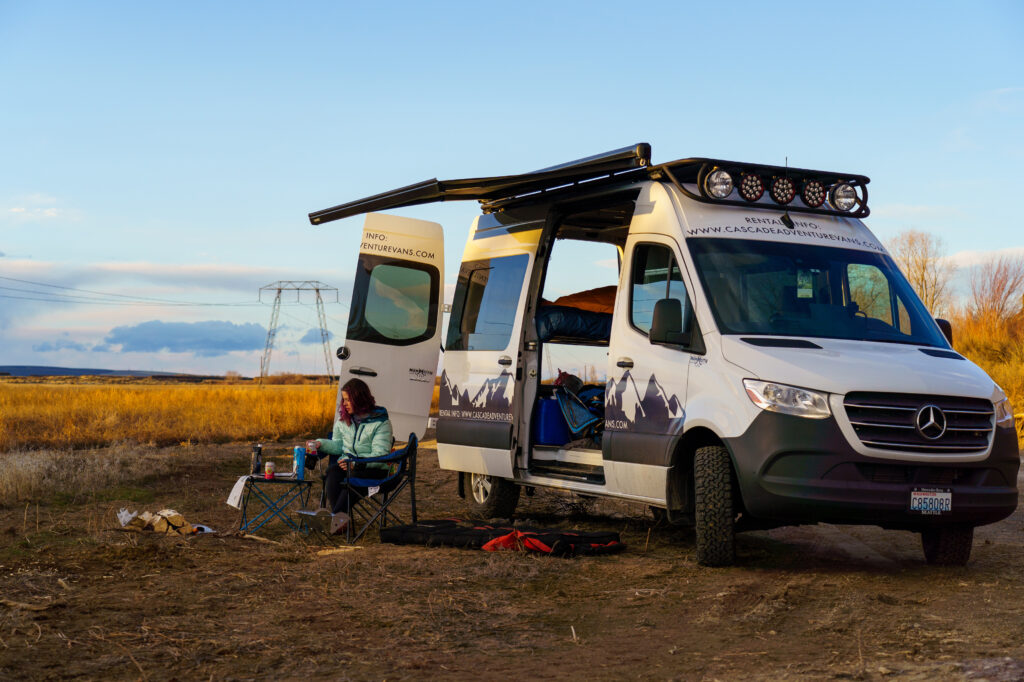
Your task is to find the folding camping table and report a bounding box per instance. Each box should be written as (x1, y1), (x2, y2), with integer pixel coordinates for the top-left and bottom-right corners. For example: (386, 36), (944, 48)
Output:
(237, 475), (314, 533)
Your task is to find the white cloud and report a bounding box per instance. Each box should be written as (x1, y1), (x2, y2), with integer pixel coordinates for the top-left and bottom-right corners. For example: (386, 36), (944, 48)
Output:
(947, 246), (1024, 269)
(2, 193), (66, 222)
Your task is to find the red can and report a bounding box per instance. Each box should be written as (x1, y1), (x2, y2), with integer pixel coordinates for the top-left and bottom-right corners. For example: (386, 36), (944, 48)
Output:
(264, 461), (276, 480)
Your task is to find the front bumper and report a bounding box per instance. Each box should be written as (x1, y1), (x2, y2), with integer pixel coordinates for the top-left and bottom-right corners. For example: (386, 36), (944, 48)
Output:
(725, 411), (1020, 531)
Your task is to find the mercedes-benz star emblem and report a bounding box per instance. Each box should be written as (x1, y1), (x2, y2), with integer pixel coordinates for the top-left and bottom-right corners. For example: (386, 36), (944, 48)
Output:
(915, 404), (947, 440)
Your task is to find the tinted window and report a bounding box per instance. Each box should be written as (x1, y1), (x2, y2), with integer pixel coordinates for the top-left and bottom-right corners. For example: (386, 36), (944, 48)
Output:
(446, 254), (530, 351)
(347, 256), (439, 346)
(630, 243), (689, 335)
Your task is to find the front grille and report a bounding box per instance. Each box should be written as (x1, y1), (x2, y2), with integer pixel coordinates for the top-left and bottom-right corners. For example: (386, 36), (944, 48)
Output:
(844, 392), (994, 454)
(857, 464), (972, 485)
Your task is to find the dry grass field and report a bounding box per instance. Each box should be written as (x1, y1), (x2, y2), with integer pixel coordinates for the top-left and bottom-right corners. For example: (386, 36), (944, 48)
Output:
(0, 382), (336, 452)
(2, 439), (1024, 680)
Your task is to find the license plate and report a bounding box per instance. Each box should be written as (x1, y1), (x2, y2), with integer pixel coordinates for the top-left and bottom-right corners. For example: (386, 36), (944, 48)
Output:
(910, 488), (952, 515)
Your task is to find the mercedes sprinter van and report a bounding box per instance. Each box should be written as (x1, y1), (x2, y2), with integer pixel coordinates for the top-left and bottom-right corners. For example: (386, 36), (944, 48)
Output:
(310, 143), (1019, 566)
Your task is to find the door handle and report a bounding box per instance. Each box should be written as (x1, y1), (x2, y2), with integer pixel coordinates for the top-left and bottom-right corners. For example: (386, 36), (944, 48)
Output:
(349, 366), (378, 377)
(498, 355), (512, 367)
(616, 357), (634, 368)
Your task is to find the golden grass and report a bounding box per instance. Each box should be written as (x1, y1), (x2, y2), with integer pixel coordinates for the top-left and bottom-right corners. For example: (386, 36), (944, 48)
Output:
(949, 312), (1024, 448)
(0, 443), (185, 507)
(0, 384), (336, 452)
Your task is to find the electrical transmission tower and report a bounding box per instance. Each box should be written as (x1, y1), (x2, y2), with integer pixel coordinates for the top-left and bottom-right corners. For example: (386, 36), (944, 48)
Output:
(258, 281), (339, 385)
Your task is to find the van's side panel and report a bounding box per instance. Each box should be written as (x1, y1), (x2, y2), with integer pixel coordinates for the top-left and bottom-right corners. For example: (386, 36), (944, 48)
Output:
(604, 183), (690, 500)
(436, 213), (543, 477)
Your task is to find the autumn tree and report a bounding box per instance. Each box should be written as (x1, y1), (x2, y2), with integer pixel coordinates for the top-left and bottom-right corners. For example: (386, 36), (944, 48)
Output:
(886, 230), (957, 315)
(968, 254), (1024, 323)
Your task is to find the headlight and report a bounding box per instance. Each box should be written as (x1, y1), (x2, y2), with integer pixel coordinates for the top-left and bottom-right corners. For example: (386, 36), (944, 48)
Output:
(743, 379), (831, 419)
(830, 183), (857, 212)
(704, 169), (733, 199)
(994, 398), (1015, 427)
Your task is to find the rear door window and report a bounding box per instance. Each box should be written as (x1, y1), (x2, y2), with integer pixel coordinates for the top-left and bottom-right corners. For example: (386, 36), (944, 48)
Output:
(347, 256), (439, 346)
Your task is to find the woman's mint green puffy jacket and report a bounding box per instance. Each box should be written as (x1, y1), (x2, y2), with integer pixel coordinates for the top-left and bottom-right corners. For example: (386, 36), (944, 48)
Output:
(316, 406), (393, 472)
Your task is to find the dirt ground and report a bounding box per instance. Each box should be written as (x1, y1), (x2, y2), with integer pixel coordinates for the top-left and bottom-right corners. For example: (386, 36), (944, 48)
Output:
(2, 438), (1024, 681)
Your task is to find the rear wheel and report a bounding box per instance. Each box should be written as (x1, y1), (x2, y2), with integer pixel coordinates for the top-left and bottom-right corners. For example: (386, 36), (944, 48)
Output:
(694, 445), (736, 567)
(921, 526), (973, 566)
(465, 473), (520, 519)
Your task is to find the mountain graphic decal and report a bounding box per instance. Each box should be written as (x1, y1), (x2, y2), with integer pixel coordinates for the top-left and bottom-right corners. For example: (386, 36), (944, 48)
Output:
(605, 370), (684, 434)
(438, 369), (514, 422)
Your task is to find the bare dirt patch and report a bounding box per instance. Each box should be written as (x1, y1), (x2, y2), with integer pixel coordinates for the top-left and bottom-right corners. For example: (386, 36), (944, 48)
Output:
(2, 440), (1023, 680)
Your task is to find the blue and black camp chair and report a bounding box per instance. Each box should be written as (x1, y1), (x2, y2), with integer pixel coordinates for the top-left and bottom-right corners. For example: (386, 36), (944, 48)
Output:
(339, 433), (419, 542)
(554, 386), (604, 440)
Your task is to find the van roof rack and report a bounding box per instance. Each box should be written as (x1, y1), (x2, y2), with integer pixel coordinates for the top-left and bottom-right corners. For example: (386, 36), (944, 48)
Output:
(309, 144), (869, 224)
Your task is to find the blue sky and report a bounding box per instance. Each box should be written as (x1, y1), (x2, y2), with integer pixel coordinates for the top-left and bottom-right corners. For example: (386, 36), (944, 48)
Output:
(1, 1), (1022, 374)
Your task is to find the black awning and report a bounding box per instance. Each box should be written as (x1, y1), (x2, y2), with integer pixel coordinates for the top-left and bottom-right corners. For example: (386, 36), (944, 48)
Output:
(308, 143), (651, 225)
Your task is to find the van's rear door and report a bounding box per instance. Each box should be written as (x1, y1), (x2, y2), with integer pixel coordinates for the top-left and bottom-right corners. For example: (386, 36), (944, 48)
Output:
(337, 213), (444, 441)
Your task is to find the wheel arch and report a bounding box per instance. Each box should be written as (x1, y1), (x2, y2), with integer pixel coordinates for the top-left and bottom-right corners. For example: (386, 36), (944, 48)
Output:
(666, 426), (743, 522)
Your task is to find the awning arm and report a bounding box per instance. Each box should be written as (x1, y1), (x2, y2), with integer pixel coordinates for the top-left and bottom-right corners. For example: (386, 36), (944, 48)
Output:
(308, 143), (651, 225)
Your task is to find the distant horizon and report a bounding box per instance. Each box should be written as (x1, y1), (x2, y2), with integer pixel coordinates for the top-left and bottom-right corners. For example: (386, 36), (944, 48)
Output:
(0, 364), (339, 378)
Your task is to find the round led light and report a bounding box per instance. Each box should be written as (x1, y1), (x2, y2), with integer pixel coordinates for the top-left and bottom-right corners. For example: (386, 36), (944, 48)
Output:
(801, 179), (826, 208)
(738, 173), (764, 202)
(704, 169), (733, 199)
(770, 176), (796, 205)
(830, 183), (857, 212)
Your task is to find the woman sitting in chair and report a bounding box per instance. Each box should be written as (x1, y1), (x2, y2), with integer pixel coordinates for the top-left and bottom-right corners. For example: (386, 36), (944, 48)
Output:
(316, 378), (394, 521)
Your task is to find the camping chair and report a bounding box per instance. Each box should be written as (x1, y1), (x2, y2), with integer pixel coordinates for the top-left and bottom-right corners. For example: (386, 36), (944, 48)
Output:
(554, 386), (603, 440)
(303, 433), (418, 542)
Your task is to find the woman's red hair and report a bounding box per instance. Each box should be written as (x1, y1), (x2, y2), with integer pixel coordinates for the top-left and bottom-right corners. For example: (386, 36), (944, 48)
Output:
(338, 378), (377, 424)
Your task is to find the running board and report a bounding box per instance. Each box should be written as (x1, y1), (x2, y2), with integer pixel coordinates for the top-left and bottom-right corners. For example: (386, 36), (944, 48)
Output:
(528, 460), (605, 484)
(516, 472), (665, 506)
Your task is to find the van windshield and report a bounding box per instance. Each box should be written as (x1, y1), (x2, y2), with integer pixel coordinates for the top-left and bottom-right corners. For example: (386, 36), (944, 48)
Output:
(687, 238), (948, 347)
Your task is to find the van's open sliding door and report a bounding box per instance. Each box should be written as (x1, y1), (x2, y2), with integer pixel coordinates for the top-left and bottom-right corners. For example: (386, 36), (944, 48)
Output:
(436, 221), (542, 478)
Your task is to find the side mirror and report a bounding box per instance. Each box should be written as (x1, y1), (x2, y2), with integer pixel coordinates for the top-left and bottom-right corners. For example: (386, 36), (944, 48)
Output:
(650, 298), (691, 346)
(935, 318), (953, 346)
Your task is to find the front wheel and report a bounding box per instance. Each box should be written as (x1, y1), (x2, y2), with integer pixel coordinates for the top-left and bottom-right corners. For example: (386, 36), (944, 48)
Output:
(694, 445), (736, 567)
(921, 526), (973, 566)
(464, 473), (520, 519)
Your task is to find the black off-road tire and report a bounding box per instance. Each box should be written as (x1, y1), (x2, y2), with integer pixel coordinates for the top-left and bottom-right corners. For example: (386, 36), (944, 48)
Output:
(694, 445), (736, 567)
(921, 526), (973, 566)
(464, 473), (520, 519)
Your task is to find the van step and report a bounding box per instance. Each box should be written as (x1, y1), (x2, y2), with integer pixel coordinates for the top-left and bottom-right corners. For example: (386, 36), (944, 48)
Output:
(529, 460), (605, 484)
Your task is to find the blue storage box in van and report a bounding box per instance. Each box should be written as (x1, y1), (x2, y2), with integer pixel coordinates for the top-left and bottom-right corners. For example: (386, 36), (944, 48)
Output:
(534, 397), (570, 445)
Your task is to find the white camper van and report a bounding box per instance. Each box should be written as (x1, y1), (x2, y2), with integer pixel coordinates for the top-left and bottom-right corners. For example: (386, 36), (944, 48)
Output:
(310, 144), (1019, 566)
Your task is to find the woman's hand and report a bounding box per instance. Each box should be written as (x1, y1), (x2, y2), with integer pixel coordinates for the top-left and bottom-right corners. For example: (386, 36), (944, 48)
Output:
(338, 459), (352, 472)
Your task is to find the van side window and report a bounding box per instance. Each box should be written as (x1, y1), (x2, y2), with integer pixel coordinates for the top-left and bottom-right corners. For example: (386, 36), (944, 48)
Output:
(630, 243), (689, 335)
(447, 254), (530, 351)
(347, 256), (439, 346)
